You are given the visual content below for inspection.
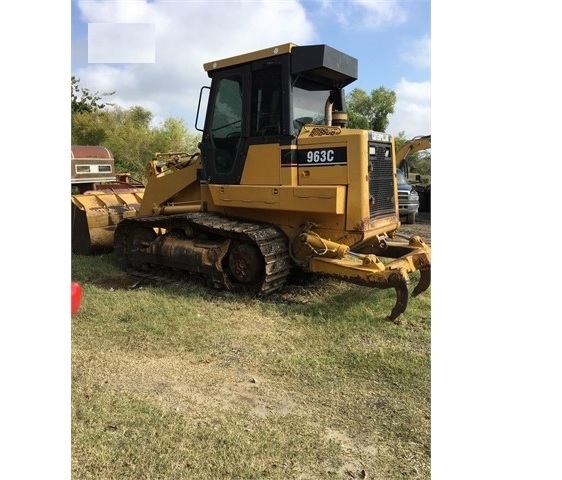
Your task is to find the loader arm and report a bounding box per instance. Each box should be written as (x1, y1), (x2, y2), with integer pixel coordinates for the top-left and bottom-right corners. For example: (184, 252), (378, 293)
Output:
(138, 152), (203, 216)
(396, 135), (431, 171)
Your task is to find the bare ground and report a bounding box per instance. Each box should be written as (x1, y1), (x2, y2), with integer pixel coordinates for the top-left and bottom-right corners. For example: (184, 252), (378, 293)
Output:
(397, 211), (431, 245)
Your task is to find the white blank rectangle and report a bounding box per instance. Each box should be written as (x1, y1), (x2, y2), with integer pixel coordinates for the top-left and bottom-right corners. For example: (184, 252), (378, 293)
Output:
(88, 23), (155, 64)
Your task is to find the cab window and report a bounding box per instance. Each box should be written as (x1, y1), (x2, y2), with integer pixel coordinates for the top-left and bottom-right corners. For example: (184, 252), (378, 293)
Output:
(209, 76), (243, 173)
(251, 66), (281, 136)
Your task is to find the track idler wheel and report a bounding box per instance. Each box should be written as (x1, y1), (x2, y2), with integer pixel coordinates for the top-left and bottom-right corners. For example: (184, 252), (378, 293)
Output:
(227, 242), (265, 287)
(114, 221), (156, 271)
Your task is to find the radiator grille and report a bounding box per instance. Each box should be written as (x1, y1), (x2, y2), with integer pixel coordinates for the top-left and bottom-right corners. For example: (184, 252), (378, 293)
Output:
(368, 142), (395, 218)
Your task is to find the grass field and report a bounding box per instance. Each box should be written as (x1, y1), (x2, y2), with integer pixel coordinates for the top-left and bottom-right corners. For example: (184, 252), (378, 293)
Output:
(71, 253), (431, 479)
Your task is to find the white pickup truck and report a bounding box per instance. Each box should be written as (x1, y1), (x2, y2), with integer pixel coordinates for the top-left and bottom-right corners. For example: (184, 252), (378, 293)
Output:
(397, 169), (419, 224)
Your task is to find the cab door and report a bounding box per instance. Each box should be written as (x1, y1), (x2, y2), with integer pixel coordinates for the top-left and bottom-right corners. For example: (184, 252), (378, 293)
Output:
(200, 68), (248, 184)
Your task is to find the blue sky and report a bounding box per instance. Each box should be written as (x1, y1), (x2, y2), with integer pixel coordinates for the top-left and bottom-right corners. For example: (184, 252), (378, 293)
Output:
(71, 0), (431, 139)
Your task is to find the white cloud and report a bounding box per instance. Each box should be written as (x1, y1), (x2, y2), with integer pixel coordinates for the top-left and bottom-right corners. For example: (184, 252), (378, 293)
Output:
(74, 0), (315, 125)
(381, 33), (430, 138)
(88, 23), (155, 63)
(353, 0), (408, 26)
(77, 0), (154, 22)
(73, 1), (430, 136)
(317, 0), (407, 30)
(387, 78), (431, 138)
(400, 34), (431, 70)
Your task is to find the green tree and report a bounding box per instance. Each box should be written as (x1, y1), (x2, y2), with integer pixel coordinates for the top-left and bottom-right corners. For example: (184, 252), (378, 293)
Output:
(71, 78), (202, 182)
(347, 110), (370, 130)
(71, 111), (111, 146)
(102, 106), (154, 179)
(394, 131), (408, 151)
(151, 117), (201, 154)
(71, 77), (116, 145)
(411, 151), (431, 177)
(71, 76), (115, 114)
(346, 87), (396, 132)
(101, 107), (201, 182)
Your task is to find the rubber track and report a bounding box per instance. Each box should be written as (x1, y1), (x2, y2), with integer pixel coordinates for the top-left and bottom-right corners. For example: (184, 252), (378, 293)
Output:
(114, 211), (292, 294)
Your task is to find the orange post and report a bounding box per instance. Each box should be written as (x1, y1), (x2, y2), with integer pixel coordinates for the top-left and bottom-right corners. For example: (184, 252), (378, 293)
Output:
(71, 282), (83, 316)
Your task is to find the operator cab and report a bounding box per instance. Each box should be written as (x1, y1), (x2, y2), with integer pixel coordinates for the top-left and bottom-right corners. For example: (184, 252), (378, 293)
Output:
(197, 44), (358, 184)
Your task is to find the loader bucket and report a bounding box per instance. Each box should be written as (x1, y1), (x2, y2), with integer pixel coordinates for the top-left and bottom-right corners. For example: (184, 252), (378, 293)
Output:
(71, 189), (144, 255)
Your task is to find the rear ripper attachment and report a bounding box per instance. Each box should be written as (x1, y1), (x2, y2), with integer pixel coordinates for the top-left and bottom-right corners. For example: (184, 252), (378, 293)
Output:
(290, 226), (431, 322)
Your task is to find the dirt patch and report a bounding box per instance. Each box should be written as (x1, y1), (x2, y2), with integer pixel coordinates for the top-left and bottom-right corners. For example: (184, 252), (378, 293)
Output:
(397, 212), (431, 244)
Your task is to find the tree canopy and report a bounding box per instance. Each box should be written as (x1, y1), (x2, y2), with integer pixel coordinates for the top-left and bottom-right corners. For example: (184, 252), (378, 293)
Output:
(345, 86), (396, 132)
(71, 76), (115, 114)
(71, 77), (201, 182)
(346, 87), (430, 180)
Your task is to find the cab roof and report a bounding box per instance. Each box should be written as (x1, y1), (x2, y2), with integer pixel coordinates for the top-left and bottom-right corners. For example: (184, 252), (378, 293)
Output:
(203, 43), (357, 88)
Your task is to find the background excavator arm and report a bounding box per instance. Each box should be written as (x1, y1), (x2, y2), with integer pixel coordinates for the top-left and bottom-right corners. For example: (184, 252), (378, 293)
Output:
(396, 135), (431, 173)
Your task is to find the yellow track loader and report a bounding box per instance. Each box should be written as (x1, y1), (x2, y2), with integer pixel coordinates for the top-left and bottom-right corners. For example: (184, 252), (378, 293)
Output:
(109, 43), (430, 322)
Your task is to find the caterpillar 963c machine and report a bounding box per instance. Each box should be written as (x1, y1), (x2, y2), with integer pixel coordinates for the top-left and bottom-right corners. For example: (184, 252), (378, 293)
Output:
(113, 43), (431, 322)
